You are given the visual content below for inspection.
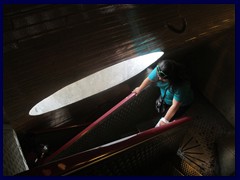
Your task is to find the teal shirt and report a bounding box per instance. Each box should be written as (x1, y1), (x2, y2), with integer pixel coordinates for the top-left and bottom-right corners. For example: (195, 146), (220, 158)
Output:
(148, 67), (194, 106)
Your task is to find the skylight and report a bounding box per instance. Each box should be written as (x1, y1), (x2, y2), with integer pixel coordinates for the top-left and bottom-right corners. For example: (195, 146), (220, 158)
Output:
(29, 51), (164, 116)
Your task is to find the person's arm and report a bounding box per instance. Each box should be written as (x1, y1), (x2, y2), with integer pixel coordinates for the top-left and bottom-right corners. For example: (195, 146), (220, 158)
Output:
(156, 99), (181, 127)
(132, 77), (153, 95)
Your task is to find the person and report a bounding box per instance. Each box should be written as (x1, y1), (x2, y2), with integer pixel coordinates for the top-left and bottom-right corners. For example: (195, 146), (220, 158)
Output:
(133, 59), (194, 127)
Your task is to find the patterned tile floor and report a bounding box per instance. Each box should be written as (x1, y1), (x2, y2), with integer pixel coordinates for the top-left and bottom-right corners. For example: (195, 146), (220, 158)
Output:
(174, 90), (235, 176)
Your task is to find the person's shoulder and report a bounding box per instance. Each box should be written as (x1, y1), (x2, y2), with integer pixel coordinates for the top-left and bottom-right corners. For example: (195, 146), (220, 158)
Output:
(148, 67), (158, 81)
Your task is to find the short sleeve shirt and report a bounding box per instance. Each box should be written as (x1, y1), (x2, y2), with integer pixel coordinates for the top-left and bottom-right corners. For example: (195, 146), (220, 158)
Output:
(148, 67), (193, 106)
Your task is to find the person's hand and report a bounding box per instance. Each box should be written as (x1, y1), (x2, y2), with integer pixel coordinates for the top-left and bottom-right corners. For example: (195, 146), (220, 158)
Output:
(155, 117), (170, 127)
(132, 87), (141, 95)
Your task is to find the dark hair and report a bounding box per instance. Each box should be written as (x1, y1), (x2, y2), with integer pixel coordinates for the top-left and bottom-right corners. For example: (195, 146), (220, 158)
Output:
(158, 59), (189, 90)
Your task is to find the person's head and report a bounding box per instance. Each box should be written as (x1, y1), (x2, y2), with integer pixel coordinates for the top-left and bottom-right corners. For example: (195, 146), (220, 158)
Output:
(156, 65), (169, 82)
(157, 59), (188, 87)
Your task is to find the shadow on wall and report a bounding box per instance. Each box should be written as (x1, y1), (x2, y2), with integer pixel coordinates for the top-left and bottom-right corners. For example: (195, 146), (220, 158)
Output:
(164, 28), (235, 127)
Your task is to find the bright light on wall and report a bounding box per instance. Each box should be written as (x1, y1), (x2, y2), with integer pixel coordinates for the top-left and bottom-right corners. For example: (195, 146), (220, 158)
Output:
(29, 51), (164, 116)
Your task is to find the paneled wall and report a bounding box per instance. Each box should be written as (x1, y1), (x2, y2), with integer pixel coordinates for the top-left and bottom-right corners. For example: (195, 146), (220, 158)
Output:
(3, 4), (235, 132)
(188, 29), (235, 127)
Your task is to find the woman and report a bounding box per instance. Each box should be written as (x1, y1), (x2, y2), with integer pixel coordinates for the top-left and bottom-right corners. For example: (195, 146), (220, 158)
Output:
(133, 59), (194, 127)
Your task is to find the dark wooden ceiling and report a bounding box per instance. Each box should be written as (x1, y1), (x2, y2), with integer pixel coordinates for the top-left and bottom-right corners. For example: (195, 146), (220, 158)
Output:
(3, 4), (235, 133)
